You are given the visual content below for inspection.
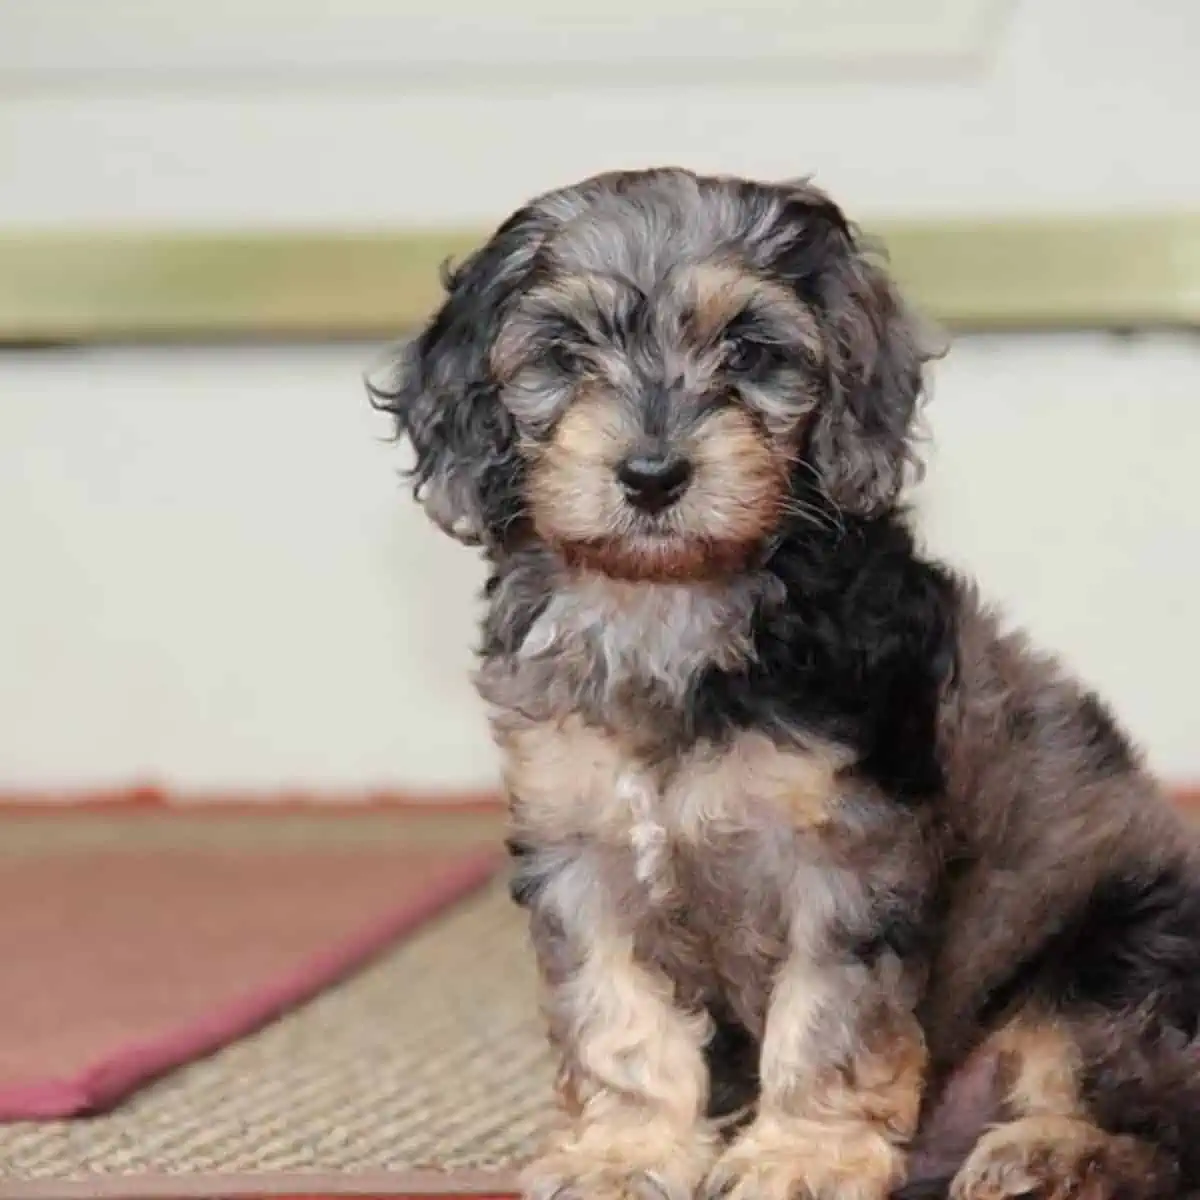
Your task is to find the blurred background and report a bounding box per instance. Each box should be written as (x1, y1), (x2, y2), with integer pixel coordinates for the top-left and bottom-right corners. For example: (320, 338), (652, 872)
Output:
(0, 0), (1197, 797)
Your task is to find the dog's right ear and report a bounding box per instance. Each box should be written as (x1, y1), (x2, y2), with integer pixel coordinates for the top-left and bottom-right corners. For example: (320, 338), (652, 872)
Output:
(367, 206), (547, 547)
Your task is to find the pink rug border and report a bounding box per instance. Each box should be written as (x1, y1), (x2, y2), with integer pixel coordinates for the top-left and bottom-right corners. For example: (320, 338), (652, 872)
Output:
(0, 847), (501, 1120)
(0, 785), (504, 813)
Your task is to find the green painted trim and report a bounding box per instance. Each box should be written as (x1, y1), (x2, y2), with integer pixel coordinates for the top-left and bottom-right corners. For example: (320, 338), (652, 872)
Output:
(881, 215), (1200, 330)
(0, 230), (480, 344)
(2, 217), (1199, 343)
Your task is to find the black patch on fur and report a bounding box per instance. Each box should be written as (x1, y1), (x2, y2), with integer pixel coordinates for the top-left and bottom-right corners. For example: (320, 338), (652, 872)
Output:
(479, 564), (551, 660)
(764, 192), (855, 295)
(1005, 701), (1038, 742)
(722, 309), (797, 380)
(703, 1007), (760, 1123)
(1080, 1024), (1200, 1193)
(888, 1179), (953, 1200)
(505, 836), (552, 909)
(1046, 867), (1200, 1034)
(690, 508), (958, 802)
(1076, 691), (1137, 774)
(641, 385), (672, 440)
(853, 899), (933, 967)
(980, 865), (1200, 1039)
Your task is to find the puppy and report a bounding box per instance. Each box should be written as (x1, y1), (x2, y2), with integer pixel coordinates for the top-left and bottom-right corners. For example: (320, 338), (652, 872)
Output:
(370, 168), (1200, 1200)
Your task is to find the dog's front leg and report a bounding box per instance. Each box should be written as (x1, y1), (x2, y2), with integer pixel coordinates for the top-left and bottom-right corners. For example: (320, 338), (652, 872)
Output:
(708, 905), (926, 1200)
(519, 848), (717, 1200)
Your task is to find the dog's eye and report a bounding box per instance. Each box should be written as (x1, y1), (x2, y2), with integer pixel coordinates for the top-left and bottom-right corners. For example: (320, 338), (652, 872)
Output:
(544, 341), (583, 376)
(725, 338), (788, 377)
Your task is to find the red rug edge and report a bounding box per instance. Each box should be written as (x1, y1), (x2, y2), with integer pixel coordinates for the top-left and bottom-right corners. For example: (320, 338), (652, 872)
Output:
(0, 785), (505, 815)
(0, 847), (503, 1121)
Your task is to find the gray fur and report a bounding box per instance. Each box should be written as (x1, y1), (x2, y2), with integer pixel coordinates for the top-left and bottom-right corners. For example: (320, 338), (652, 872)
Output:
(370, 167), (935, 553)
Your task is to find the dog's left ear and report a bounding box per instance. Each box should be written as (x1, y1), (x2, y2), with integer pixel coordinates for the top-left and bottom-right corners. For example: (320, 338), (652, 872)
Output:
(367, 206), (547, 546)
(775, 185), (935, 516)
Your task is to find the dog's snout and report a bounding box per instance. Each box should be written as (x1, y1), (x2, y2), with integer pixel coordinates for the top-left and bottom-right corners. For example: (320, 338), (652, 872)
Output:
(616, 452), (693, 512)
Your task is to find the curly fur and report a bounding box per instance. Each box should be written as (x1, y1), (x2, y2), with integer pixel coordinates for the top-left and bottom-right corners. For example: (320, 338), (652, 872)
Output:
(370, 167), (1200, 1200)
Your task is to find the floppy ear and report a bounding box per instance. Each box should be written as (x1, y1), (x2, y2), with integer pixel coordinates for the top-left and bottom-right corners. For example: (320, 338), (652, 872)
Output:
(367, 206), (547, 547)
(774, 185), (934, 515)
(811, 240), (931, 514)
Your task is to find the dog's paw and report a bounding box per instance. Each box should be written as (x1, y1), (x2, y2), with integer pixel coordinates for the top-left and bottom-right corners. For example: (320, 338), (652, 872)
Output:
(949, 1116), (1162, 1200)
(704, 1115), (901, 1200)
(521, 1122), (715, 1200)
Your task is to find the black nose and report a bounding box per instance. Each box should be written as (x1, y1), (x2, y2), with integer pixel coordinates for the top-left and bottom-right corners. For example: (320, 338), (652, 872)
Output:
(616, 453), (693, 512)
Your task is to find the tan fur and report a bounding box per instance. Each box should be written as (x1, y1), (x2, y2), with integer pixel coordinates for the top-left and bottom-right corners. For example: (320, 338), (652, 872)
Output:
(686, 406), (791, 542)
(527, 390), (625, 545)
(992, 1010), (1083, 1117)
(523, 1118), (716, 1200)
(546, 920), (711, 1127)
(528, 391), (788, 583)
(762, 1003), (926, 1141)
(710, 1110), (908, 1200)
(501, 716), (634, 843)
(711, 971), (925, 1200)
(684, 262), (820, 352)
(948, 1009), (1158, 1200)
(673, 731), (849, 838)
(950, 1116), (1158, 1200)
(491, 275), (628, 387)
(686, 262), (768, 342)
(502, 717), (847, 900)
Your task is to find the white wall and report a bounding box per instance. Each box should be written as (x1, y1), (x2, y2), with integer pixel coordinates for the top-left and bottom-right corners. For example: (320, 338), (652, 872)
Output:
(918, 333), (1199, 784)
(1, 334), (1196, 792)
(1, 0), (1198, 792)
(2, 0), (1200, 228)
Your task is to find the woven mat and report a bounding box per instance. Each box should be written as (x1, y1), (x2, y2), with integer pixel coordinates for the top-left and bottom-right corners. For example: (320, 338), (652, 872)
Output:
(0, 881), (549, 1195)
(0, 807), (550, 1198)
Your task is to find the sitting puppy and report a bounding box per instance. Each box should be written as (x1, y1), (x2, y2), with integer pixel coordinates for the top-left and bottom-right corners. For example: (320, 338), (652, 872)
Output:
(370, 168), (1200, 1200)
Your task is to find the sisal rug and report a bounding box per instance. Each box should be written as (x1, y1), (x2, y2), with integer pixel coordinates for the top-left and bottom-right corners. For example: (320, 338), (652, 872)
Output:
(0, 806), (502, 1128)
(0, 881), (546, 1199)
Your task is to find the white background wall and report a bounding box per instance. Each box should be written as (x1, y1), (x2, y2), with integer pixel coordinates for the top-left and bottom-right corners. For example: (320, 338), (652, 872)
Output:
(0, 0), (1197, 792)
(4, 0), (1200, 228)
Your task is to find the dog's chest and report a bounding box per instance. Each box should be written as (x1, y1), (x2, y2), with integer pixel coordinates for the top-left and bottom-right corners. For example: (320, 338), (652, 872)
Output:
(489, 568), (869, 1004)
(619, 736), (849, 892)
(496, 654), (873, 1029)
(491, 572), (851, 884)
(611, 765), (673, 899)
(501, 573), (760, 721)
(504, 720), (856, 1027)
(501, 704), (850, 902)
